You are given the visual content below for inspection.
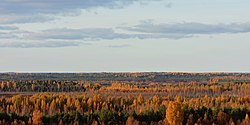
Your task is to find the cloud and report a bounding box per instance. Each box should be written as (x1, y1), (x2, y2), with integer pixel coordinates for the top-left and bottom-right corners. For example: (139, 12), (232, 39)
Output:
(25, 28), (135, 40)
(108, 44), (131, 48)
(2, 21), (250, 48)
(0, 15), (55, 24)
(0, 41), (82, 48)
(0, 25), (19, 30)
(0, 32), (18, 39)
(165, 3), (173, 8)
(116, 21), (250, 39)
(23, 27), (194, 41)
(125, 22), (250, 35)
(0, 28), (135, 48)
(0, 0), (137, 14)
(0, 0), (143, 24)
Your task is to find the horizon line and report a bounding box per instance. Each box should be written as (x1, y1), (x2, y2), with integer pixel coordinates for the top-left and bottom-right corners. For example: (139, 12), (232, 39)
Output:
(0, 71), (250, 73)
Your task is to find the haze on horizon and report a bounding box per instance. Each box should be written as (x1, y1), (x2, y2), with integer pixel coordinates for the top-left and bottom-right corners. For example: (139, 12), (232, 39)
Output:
(0, 0), (250, 72)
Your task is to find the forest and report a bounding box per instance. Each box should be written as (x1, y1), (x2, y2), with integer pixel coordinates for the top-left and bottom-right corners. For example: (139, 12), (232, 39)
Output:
(0, 72), (250, 125)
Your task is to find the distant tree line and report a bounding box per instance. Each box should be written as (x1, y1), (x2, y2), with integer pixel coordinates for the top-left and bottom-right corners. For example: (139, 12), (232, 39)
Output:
(1, 72), (250, 82)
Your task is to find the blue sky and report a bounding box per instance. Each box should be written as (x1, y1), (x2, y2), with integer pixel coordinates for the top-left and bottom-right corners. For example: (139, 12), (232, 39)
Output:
(0, 0), (250, 72)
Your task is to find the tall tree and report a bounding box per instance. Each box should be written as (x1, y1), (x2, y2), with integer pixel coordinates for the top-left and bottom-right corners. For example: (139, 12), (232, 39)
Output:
(166, 101), (184, 125)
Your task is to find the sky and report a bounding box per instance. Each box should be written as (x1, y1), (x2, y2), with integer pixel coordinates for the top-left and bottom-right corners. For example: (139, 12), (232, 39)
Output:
(0, 0), (250, 72)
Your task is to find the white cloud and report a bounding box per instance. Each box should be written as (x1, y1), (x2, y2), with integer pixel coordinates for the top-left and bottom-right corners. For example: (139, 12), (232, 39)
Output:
(0, 32), (17, 39)
(0, 40), (82, 48)
(108, 44), (130, 48)
(24, 28), (134, 40)
(125, 22), (250, 35)
(0, 15), (55, 24)
(0, 0), (137, 14)
(2, 21), (250, 48)
(0, 25), (19, 30)
(0, 0), (144, 24)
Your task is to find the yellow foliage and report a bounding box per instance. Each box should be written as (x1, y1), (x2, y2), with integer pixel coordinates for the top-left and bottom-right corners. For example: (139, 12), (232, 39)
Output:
(166, 101), (184, 125)
(32, 109), (43, 125)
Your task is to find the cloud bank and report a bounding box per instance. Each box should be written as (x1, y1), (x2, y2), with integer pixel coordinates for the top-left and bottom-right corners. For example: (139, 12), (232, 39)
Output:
(0, 26), (19, 30)
(25, 28), (134, 40)
(25, 22), (250, 41)
(125, 22), (250, 35)
(108, 44), (131, 48)
(2, 21), (250, 48)
(0, 0), (141, 24)
(0, 0), (138, 15)
(0, 41), (82, 48)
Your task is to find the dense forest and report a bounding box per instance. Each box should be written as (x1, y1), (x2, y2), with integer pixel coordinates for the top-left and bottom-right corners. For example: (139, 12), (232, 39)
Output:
(1, 72), (250, 82)
(0, 72), (250, 125)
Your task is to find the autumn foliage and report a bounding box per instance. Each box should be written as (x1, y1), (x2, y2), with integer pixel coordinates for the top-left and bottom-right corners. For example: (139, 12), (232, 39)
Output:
(0, 73), (249, 124)
(166, 101), (184, 125)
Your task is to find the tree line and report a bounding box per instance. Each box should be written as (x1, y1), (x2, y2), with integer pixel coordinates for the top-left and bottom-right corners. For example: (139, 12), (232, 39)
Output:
(0, 75), (249, 124)
(0, 93), (249, 124)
